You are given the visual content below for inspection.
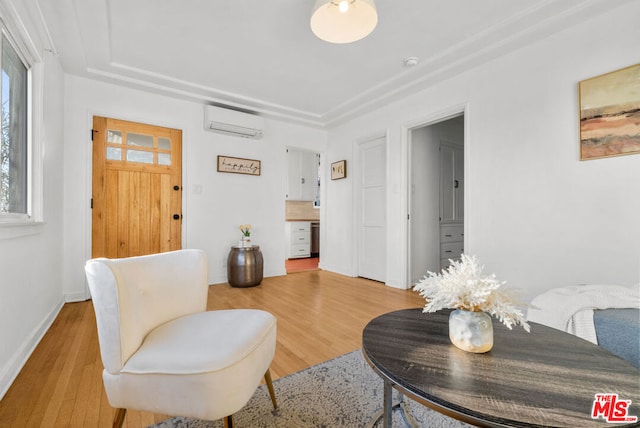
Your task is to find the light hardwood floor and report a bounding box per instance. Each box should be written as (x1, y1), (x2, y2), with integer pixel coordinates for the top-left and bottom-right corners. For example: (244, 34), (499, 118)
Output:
(0, 270), (424, 427)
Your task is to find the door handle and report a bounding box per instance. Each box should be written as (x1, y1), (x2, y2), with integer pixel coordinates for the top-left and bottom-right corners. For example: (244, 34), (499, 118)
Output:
(173, 214), (180, 220)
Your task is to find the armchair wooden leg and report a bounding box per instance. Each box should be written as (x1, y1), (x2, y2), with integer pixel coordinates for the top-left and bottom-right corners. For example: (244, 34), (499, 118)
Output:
(224, 415), (233, 428)
(113, 408), (126, 428)
(264, 369), (278, 410)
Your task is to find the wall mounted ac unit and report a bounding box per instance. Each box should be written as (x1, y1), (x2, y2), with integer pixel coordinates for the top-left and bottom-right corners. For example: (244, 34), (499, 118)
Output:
(204, 105), (264, 139)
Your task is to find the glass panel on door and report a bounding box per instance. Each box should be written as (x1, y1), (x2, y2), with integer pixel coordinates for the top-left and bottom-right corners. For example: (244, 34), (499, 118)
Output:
(127, 133), (154, 148)
(107, 130), (122, 144)
(158, 153), (171, 165)
(106, 147), (122, 161)
(127, 149), (154, 164)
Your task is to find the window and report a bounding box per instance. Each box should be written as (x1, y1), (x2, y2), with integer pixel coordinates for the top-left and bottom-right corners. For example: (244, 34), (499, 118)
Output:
(0, 29), (29, 220)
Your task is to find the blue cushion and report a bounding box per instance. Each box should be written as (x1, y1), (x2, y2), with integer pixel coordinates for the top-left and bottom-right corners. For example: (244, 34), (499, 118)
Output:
(594, 308), (639, 369)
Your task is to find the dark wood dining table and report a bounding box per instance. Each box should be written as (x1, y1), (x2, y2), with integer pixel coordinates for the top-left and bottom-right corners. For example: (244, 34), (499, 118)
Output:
(362, 308), (640, 427)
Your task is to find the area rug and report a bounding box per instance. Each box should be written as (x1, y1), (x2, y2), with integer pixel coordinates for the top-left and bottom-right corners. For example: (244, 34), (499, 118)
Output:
(151, 349), (472, 428)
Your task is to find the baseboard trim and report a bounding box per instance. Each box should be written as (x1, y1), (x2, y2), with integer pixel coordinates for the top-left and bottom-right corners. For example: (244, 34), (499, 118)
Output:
(319, 263), (355, 278)
(209, 273), (229, 286)
(0, 298), (64, 400)
(65, 290), (90, 302)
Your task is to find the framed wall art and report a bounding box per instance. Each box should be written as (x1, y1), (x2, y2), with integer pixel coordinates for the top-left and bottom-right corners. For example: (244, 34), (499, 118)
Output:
(331, 160), (347, 180)
(217, 155), (261, 176)
(579, 63), (640, 160)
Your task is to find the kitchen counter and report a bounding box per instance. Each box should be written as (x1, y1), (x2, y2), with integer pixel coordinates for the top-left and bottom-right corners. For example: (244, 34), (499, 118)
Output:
(285, 201), (319, 222)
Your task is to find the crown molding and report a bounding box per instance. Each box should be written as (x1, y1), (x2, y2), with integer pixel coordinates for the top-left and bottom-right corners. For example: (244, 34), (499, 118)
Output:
(84, 65), (327, 128)
(54, 0), (628, 129)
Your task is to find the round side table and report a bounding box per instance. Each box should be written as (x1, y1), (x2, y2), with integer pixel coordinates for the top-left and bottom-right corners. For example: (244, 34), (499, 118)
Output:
(227, 245), (263, 287)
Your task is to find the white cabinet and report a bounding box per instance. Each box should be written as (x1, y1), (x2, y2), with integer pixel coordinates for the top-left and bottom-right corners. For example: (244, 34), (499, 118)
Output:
(286, 149), (319, 201)
(439, 144), (464, 223)
(439, 224), (464, 269)
(439, 142), (464, 269)
(286, 222), (311, 258)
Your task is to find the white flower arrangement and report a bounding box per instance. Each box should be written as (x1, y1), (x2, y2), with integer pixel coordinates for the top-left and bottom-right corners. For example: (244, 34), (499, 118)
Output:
(413, 254), (530, 332)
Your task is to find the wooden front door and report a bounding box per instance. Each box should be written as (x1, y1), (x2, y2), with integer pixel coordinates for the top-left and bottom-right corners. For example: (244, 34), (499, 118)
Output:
(91, 116), (182, 258)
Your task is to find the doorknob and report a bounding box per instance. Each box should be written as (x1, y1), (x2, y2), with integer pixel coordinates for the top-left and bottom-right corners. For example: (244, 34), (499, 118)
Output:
(173, 185), (180, 191)
(173, 214), (180, 220)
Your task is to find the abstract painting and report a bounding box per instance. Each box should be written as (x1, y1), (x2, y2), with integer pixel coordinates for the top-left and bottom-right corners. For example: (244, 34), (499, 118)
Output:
(579, 63), (640, 160)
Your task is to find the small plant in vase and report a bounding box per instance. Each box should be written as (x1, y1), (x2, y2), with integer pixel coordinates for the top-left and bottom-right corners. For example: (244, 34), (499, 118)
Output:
(239, 224), (251, 247)
(413, 254), (530, 353)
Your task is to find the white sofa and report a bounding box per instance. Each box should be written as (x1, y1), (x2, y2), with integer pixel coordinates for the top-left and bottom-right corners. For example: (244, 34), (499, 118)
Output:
(528, 284), (639, 368)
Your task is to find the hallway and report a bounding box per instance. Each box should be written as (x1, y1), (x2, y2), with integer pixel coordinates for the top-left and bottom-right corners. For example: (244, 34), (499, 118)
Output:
(286, 257), (319, 273)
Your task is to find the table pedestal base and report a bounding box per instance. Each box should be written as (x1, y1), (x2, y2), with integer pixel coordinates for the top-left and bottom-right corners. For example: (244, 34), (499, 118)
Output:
(365, 381), (419, 428)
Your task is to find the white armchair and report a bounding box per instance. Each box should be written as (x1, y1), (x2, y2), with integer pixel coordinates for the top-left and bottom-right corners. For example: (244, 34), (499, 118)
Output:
(85, 249), (277, 428)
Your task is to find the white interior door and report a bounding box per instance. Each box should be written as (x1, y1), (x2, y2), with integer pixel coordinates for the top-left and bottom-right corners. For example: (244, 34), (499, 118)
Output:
(358, 137), (386, 282)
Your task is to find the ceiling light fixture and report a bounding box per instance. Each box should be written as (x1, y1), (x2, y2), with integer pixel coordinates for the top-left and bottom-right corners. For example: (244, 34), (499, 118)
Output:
(310, 0), (378, 44)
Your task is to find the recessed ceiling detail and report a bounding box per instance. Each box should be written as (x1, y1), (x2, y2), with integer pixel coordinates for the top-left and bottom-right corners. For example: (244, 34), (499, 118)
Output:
(36, 0), (627, 127)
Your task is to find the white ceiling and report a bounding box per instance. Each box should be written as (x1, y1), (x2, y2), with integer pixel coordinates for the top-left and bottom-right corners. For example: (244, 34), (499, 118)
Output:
(37, 0), (618, 127)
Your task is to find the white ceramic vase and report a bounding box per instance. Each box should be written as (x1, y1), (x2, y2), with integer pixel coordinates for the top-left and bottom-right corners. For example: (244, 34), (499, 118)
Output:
(449, 309), (493, 353)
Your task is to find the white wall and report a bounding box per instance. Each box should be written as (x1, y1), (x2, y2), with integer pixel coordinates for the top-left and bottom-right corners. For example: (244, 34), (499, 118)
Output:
(62, 76), (326, 296)
(319, 131), (356, 275)
(322, 1), (640, 300)
(0, 2), (66, 398)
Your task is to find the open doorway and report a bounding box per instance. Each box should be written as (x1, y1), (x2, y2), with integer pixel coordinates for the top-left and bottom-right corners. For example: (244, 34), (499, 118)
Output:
(285, 257), (319, 273)
(408, 114), (464, 285)
(285, 147), (321, 274)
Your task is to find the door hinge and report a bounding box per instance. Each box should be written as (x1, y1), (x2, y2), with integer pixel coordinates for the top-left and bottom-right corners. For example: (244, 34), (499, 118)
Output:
(91, 129), (98, 141)
(90, 198), (93, 209)
(407, 214), (410, 220)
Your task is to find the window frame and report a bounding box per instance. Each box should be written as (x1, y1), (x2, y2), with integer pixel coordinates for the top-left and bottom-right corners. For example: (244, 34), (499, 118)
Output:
(1, 32), (29, 219)
(0, 9), (45, 235)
